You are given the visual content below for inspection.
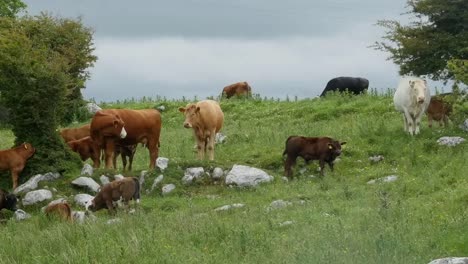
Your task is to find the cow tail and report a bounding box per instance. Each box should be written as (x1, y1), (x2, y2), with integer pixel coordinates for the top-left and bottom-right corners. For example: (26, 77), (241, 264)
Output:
(133, 177), (141, 203)
(283, 136), (295, 156)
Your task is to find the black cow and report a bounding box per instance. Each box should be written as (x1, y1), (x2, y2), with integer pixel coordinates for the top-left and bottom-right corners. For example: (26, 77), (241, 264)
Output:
(0, 189), (18, 211)
(320, 77), (369, 97)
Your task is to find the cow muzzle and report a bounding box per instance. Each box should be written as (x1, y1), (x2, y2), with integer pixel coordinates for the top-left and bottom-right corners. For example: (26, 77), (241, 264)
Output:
(120, 127), (127, 138)
(183, 122), (192, 128)
(417, 97), (425, 104)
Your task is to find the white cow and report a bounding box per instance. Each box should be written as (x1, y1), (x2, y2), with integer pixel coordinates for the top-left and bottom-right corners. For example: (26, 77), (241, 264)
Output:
(393, 77), (431, 135)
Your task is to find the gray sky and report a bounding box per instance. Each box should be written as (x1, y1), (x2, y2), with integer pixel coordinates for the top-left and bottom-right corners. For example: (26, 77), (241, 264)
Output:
(24, 0), (448, 102)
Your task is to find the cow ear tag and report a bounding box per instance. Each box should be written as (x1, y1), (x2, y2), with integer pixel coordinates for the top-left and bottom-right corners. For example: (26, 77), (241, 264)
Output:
(328, 144), (333, 150)
(24, 143), (28, 149)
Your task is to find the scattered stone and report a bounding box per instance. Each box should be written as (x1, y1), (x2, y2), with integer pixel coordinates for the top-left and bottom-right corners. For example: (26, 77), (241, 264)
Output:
(437, 136), (466, 147)
(157, 105), (166, 112)
(114, 174), (124, 181)
(367, 175), (398, 185)
(86, 102), (102, 114)
(139, 170), (148, 189)
(281, 177), (289, 182)
(225, 165), (274, 187)
(206, 195), (220, 199)
(71, 177), (100, 193)
(428, 257), (468, 264)
(81, 164), (93, 176)
(51, 188), (57, 193)
(460, 119), (468, 132)
(214, 203), (245, 211)
(369, 155), (384, 163)
(299, 168), (307, 175)
(162, 184), (176, 195)
(212, 167), (224, 180)
(99, 175), (110, 185)
(22, 189), (53, 206)
(279, 220), (295, 227)
(156, 157), (169, 171)
(106, 218), (121, 225)
(182, 167), (205, 185)
(268, 200), (292, 210)
(14, 209), (31, 221)
(150, 175), (164, 192)
(215, 133), (227, 144)
(296, 200), (306, 205)
(74, 193), (94, 207)
(14, 172), (61, 194)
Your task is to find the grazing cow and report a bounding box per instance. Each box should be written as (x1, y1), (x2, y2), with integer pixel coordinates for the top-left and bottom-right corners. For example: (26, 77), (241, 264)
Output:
(60, 124), (90, 142)
(179, 100), (224, 160)
(86, 177), (140, 214)
(0, 189), (18, 211)
(320, 77), (369, 97)
(222, 81), (252, 98)
(0, 143), (36, 189)
(90, 109), (161, 169)
(44, 201), (73, 222)
(113, 144), (137, 171)
(283, 136), (346, 178)
(427, 96), (452, 128)
(67, 136), (100, 166)
(393, 77), (431, 135)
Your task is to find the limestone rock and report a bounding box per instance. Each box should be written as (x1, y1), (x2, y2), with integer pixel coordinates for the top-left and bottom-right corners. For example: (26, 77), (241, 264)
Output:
(162, 184), (176, 195)
(81, 164), (93, 176)
(22, 189), (53, 206)
(367, 175), (398, 184)
(14, 172), (61, 194)
(225, 165), (274, 187)
(74, 193), (94, 207)
(437, 136), (466, 147)
(71, 177), (100, 193)
(156, 157), (169, 171)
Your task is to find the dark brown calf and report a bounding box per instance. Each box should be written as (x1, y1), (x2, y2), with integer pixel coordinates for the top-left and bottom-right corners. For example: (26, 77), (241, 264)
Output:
(0, 143), (35, 190)
(45, 202), (73, 222)
(113, 144), (137, 171)
(222, 81), (252, 99)
(86, 177), (140, 214)
(0, 189), (18, 211)
(427, 97), (452, 128)
(283, 136), (346, 178)
(67, 136), (100, 167)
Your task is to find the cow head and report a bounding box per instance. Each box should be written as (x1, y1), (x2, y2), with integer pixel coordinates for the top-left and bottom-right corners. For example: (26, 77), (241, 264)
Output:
(179, 104), (200, 128)
(4, 193), (19, 211)
(85, 198), (98, 212)
(328, 141), (346, 157)
(20, 142), (36, 158)
(409, 80), (427, 104)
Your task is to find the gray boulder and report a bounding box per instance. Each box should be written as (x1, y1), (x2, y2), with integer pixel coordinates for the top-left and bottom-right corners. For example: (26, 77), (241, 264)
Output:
(157, 105), (166, 112)
(460, 119), (468, 132)
(86, 102), (102, 114)
(114, 174), (124, 181)
(225, 165), (274, 187)
(156, 157), (169, 171)
(74, 193), (94, 207)
(428, 257), (468, 264)
(162, 184), (176, 195)
(279, 220), (295, 227)
(150, 175), (164, 192)
(182, 167), (205, 185)
(14, 172), (61, 194)
(81, 164), (93, 176)
(99, 175), (110, 185)
(212, 167), (224, 180)
(14, 209), (31, 221)
(72, 211), (97, 224)
(268, 200), (292, 210)
(215, 133), (226, 144)
(107, 218), (122, 225)
(367, 175), (398, 184)
(71, 177), (100, 193)
(139, 170), (148, 189)
(214, 203), (245, 211)
(437, 136), (466, 147)
(369, 155), (384, 163)
(22, 189), (53, 206)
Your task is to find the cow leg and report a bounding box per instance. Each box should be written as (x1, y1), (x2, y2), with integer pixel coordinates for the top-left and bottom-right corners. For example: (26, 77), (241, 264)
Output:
(92, 144), (101, 168)
(207, 131), (216, 160)
(401, 114), (408, 132)
(11, 169), (20, 190)
(104, 141), (116, 169)
(121, 154), (127, 171)
(113, 151), (119, 170)
(414, 112), (424, 135)
(148, 139), (159, 169)
(106, 200), (115, 215)
(443, 115), (449, 127)
(128, 152), (134, 171)
(327, 161), (334, 171)
(319, 160), (326, 177)
(284, 156), (296, 179)
(428, 115), (433, 128)
(403, 110), (414, 135)
(196, 140), (205, 160)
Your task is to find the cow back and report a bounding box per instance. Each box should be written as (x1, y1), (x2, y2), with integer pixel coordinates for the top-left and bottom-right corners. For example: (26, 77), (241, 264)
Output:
(196, 100), (224, 133)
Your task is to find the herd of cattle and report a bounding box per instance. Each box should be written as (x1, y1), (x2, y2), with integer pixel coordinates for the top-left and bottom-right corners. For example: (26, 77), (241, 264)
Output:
(0, 77), (455, 219)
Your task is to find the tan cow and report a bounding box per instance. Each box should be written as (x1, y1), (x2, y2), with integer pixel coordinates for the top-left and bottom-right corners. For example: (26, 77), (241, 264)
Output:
(0, 143), (36, 190)
(222, 81), (252, 99)
(179, 100), (224, 160)
(44, 201), (73, 222)
(90, 109), (161, 169)
(60, 124), (90, 142)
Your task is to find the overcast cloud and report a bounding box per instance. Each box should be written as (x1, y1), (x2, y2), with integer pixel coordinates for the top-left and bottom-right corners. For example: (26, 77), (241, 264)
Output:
(23, 0), (445, 102)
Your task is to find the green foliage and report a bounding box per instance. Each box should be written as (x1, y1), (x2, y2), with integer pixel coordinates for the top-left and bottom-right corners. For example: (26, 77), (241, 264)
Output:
(374, 0), (468, 81)
(448, 59), (468, 85)
(0, 0), (26, 18)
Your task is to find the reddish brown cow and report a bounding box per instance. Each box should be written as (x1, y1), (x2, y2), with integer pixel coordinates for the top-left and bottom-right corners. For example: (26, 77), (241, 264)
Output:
(90, 109), (161, 169)
(222, 81), (252, 99)
(0, 143), (35, 189)
(66, 136), (100, 166)
(0, 189), (18, 211)
(113, 144), (137, 171)
(60, 124), (90, 142)
(427, 96), (452, 128)
(44, 201), (73, 222)
(283, 136), (346, 178)
(86, 177), (140, 214)
(179, 100), (224, 160)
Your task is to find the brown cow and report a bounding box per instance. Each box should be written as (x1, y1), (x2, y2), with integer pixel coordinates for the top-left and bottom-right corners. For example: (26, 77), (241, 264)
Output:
(86, 177), (140, 214)
(67, 136), (100, 166)
(113, 144), (137, 171)
(179, 100), (224, 160)
(0, 143), (35, 189)
(427, 96), (452, 128)
(90, 109), (161, 169)
(283, 136), (346, 178)
(222, 81), (252, 99)
(60, 124), (90, 142)
(0, 189), (18, 211)
(44, 201), (73, 222)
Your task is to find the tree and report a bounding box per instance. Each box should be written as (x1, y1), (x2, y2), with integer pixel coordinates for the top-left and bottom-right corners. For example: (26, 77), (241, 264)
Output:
(448, 59), (468, 85)
(0, 14), (96, 178)
(0, 0), (26, 18)
(374, 0), (468, 82)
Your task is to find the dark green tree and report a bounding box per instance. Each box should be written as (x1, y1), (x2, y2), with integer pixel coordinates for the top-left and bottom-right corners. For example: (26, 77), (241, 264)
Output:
(374, 0), (468, 82)
(0, 0), (26, 18)
(0, 14), (96, 178)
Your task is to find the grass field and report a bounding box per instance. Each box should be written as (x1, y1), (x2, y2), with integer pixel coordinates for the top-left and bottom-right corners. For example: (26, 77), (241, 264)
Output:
(0, 93), (467, 264)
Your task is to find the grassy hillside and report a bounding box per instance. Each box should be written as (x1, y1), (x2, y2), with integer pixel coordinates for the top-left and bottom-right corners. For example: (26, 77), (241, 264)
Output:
(0, 93), (467, 263)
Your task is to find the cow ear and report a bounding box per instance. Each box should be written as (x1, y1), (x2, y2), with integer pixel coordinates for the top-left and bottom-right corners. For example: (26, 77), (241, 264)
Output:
(328, 143), (333, 150)
(178, 107), (186, 113)
(195, 106), (201, 113)
(113, 120), (119, 128)
(409, 80), (415, 87)
(24, 143), (28, 150)
(340, 141), (347, 145)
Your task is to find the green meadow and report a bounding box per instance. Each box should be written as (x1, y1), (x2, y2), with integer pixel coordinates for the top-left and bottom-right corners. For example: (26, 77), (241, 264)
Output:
(0, 93), (467, 264)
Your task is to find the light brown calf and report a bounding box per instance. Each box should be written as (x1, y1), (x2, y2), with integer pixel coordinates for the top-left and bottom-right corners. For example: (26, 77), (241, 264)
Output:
(45, 201), (73, 222)
(0, 143), (35, 190)
(60, 124), (90, 142)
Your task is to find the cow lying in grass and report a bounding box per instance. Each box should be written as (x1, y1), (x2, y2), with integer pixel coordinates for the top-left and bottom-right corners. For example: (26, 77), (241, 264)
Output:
(0, 143), (36, 190)
(0, 189), (18, 212)
(44, 201), (73, 222)
(86, 177), (140, 214)
(283, 136), (346, 178)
